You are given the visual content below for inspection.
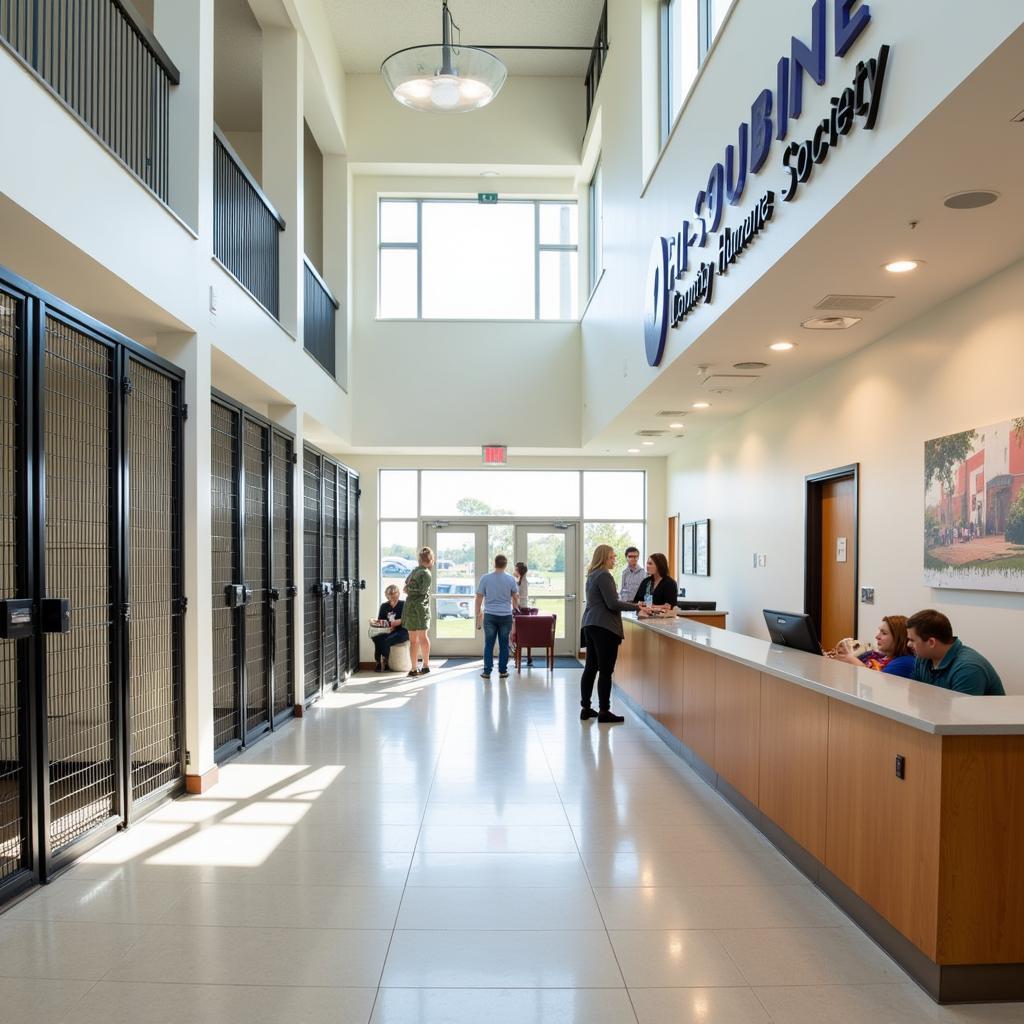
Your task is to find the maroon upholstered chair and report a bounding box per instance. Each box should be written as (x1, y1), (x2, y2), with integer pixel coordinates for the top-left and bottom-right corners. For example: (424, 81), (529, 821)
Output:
(512, 613), (556, 670)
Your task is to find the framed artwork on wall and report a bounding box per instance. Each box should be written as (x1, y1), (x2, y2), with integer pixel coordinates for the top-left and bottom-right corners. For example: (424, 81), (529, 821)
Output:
(682, 522), (695, 575)
(694, 519), (710, 577)
(924, 416), (1024, 592)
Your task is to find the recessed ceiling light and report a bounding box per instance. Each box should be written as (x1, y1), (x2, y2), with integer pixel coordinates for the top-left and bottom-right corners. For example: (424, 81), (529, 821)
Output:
(884, 259), (922, 273)
(641, 441), (655, 446)
(769, 341), (795, 351)
(669, 422), (684, 429)
(627, 448), (640, 453)
(944, 189), (999, 210)
(801, 315), (861, 331)
(692, 401), (711, 409)
(480, 170), (500, 178)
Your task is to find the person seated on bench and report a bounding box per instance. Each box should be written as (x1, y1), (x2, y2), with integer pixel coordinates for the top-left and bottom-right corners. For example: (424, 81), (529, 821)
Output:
(632, 552), (678, 615)
(371, 585), (408, 672)
(906, 609), (1005, 695)
(830, 615), (915, 678)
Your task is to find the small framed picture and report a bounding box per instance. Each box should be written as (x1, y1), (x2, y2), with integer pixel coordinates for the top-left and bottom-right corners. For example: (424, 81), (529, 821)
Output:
(682, 523), (695, 575)
(694, 519), (710, 577)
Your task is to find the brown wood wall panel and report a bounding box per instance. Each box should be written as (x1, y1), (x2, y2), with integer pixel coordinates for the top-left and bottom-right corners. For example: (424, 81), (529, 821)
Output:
(937, 735), (1024, 965)
(758, 674), (828, 861)
(714, 659), (760, 804)
(657, 640), (685, 740)
(682, 646), (716, 768)
(618, 621), (640, 705)
(825, 699), (942, 959)
(636, 624), (662, 716)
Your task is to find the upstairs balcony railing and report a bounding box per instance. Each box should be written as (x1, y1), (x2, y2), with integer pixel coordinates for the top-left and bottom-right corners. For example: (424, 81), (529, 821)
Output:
(213, 127), (285, 319)
(0, 0), (180, 202)
(584, 0), (608, 126)
(303, 257), (339, 379)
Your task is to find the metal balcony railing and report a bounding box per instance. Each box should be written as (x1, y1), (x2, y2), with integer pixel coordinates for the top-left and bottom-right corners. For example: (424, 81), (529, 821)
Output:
(303, 257), (338, 379)
(0, 0), (180, 201)
(213, 128), (285, 319)
(584, 0), (608, 126)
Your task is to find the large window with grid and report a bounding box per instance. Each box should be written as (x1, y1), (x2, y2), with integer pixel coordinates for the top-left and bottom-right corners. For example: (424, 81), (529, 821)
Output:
(378, 198), (579, 321)
(376, 469), (646, 608)
(660, 0), (737, 144)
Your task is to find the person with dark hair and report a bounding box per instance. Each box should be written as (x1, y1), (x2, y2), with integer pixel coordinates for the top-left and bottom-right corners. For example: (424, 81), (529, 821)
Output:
(906, 609), (1005, 695)
(619, 546), (645, 601)
(632, 552), (678, 613)
(513, 561), (530, 609)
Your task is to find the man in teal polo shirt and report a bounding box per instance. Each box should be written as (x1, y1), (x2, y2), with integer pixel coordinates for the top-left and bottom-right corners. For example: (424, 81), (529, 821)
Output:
(906, 609), (1005, 696)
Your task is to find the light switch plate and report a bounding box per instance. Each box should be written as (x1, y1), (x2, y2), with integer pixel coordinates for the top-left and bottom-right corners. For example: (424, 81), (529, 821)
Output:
(757, 554), (767, 568)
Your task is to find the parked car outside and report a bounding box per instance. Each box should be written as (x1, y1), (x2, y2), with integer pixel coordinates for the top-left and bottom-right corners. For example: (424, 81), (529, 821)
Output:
(435, 580), (474, 618)
(381, 557), (416, 576)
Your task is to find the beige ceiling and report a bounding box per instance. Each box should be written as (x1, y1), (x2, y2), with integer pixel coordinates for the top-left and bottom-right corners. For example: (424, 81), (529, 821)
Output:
(323, 0), (604, 76)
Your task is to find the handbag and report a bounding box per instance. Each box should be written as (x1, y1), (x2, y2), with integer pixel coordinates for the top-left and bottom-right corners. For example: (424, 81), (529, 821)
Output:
(367, 622), (391, 638)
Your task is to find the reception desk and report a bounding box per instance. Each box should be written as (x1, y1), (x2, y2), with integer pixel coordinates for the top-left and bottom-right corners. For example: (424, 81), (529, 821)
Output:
(617, 614), (1024, 1003)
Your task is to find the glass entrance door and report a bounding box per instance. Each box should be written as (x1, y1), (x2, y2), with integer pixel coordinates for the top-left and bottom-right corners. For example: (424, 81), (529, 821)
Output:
(424, 524), (488, 656)
(514, 524), (578, 656)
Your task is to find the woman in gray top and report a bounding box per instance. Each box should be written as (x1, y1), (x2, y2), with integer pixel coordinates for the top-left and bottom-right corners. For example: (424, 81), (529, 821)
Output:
(581, 544), (640, 723)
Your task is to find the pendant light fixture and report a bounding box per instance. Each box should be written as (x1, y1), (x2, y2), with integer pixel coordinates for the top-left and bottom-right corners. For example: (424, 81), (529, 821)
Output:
(381, 1), (508, 113)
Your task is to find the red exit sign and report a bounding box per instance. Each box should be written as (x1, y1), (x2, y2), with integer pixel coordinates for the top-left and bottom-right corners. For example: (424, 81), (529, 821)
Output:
(482, 445), (507, 465)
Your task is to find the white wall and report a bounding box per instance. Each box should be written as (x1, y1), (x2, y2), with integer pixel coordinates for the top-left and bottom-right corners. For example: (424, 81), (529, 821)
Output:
(341, 453), (667, 663)
(346, 75), (584, 170)
(349, 174), (583, 449)
(666, 258), (1024, 693)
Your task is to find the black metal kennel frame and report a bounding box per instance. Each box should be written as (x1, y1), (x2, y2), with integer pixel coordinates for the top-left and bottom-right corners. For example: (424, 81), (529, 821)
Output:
(0, 264), (185, 903)
(302, 443), (359, 704)
(209, 392), (295, 760)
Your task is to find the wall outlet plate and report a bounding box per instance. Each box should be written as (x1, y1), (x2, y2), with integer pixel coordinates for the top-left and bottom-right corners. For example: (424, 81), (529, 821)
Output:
(861, 586), (875, 604)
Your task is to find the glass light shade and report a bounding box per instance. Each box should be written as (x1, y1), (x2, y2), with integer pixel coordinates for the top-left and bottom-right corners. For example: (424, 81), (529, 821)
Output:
(382, 44), (507, 112)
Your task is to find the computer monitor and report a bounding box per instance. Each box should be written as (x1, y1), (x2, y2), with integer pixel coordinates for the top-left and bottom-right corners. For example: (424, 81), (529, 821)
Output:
(763, 609), (822, 656)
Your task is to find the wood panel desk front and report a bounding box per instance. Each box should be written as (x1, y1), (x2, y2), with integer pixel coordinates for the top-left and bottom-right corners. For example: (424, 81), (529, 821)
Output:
(616, 615), (1024, 1004)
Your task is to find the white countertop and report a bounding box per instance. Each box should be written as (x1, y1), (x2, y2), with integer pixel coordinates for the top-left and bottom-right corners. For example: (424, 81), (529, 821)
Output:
(623, 613), (1024, 736)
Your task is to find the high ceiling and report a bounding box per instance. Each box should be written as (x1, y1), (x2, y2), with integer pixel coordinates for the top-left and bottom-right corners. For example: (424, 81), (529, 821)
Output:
(323, 0), (604, 76)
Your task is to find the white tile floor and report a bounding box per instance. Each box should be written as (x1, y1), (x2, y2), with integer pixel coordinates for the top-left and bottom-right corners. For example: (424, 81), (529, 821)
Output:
(1, 661), (1021, 1023)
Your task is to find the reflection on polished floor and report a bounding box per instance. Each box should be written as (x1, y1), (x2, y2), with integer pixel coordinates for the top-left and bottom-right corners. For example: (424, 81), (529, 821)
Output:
(0, 662), (1020, 1023)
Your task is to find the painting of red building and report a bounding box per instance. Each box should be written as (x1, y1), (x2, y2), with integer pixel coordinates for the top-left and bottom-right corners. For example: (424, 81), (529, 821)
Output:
(924, 417), (1024, 592)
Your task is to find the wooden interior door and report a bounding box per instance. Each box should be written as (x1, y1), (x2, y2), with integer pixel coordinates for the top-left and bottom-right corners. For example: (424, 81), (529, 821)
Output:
(667, 515), (679, 580)
(819, 476), (856, 649)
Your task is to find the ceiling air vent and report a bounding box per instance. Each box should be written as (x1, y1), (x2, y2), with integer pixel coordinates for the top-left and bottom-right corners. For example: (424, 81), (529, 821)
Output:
(814, 294), (892, 312)
(636, 429), (667, 437)
(802, 315), (861, 330)
(656, 410), (688, 417)
(700, 374), (759, 393)
(733, 361), (768, 370)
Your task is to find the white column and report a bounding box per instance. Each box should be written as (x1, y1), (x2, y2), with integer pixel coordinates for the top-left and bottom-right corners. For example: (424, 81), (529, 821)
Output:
(154, 0), (214, 236)
(159, 331), (215, 786)
(270, 402), (306, 712)
(261, 27), (305, 337)
(322, 154), (348, 388)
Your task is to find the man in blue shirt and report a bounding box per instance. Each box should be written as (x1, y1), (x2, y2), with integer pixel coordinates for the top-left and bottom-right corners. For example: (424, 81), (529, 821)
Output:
(475, 555), (520, 680)
(906, 609), (1005, 696)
